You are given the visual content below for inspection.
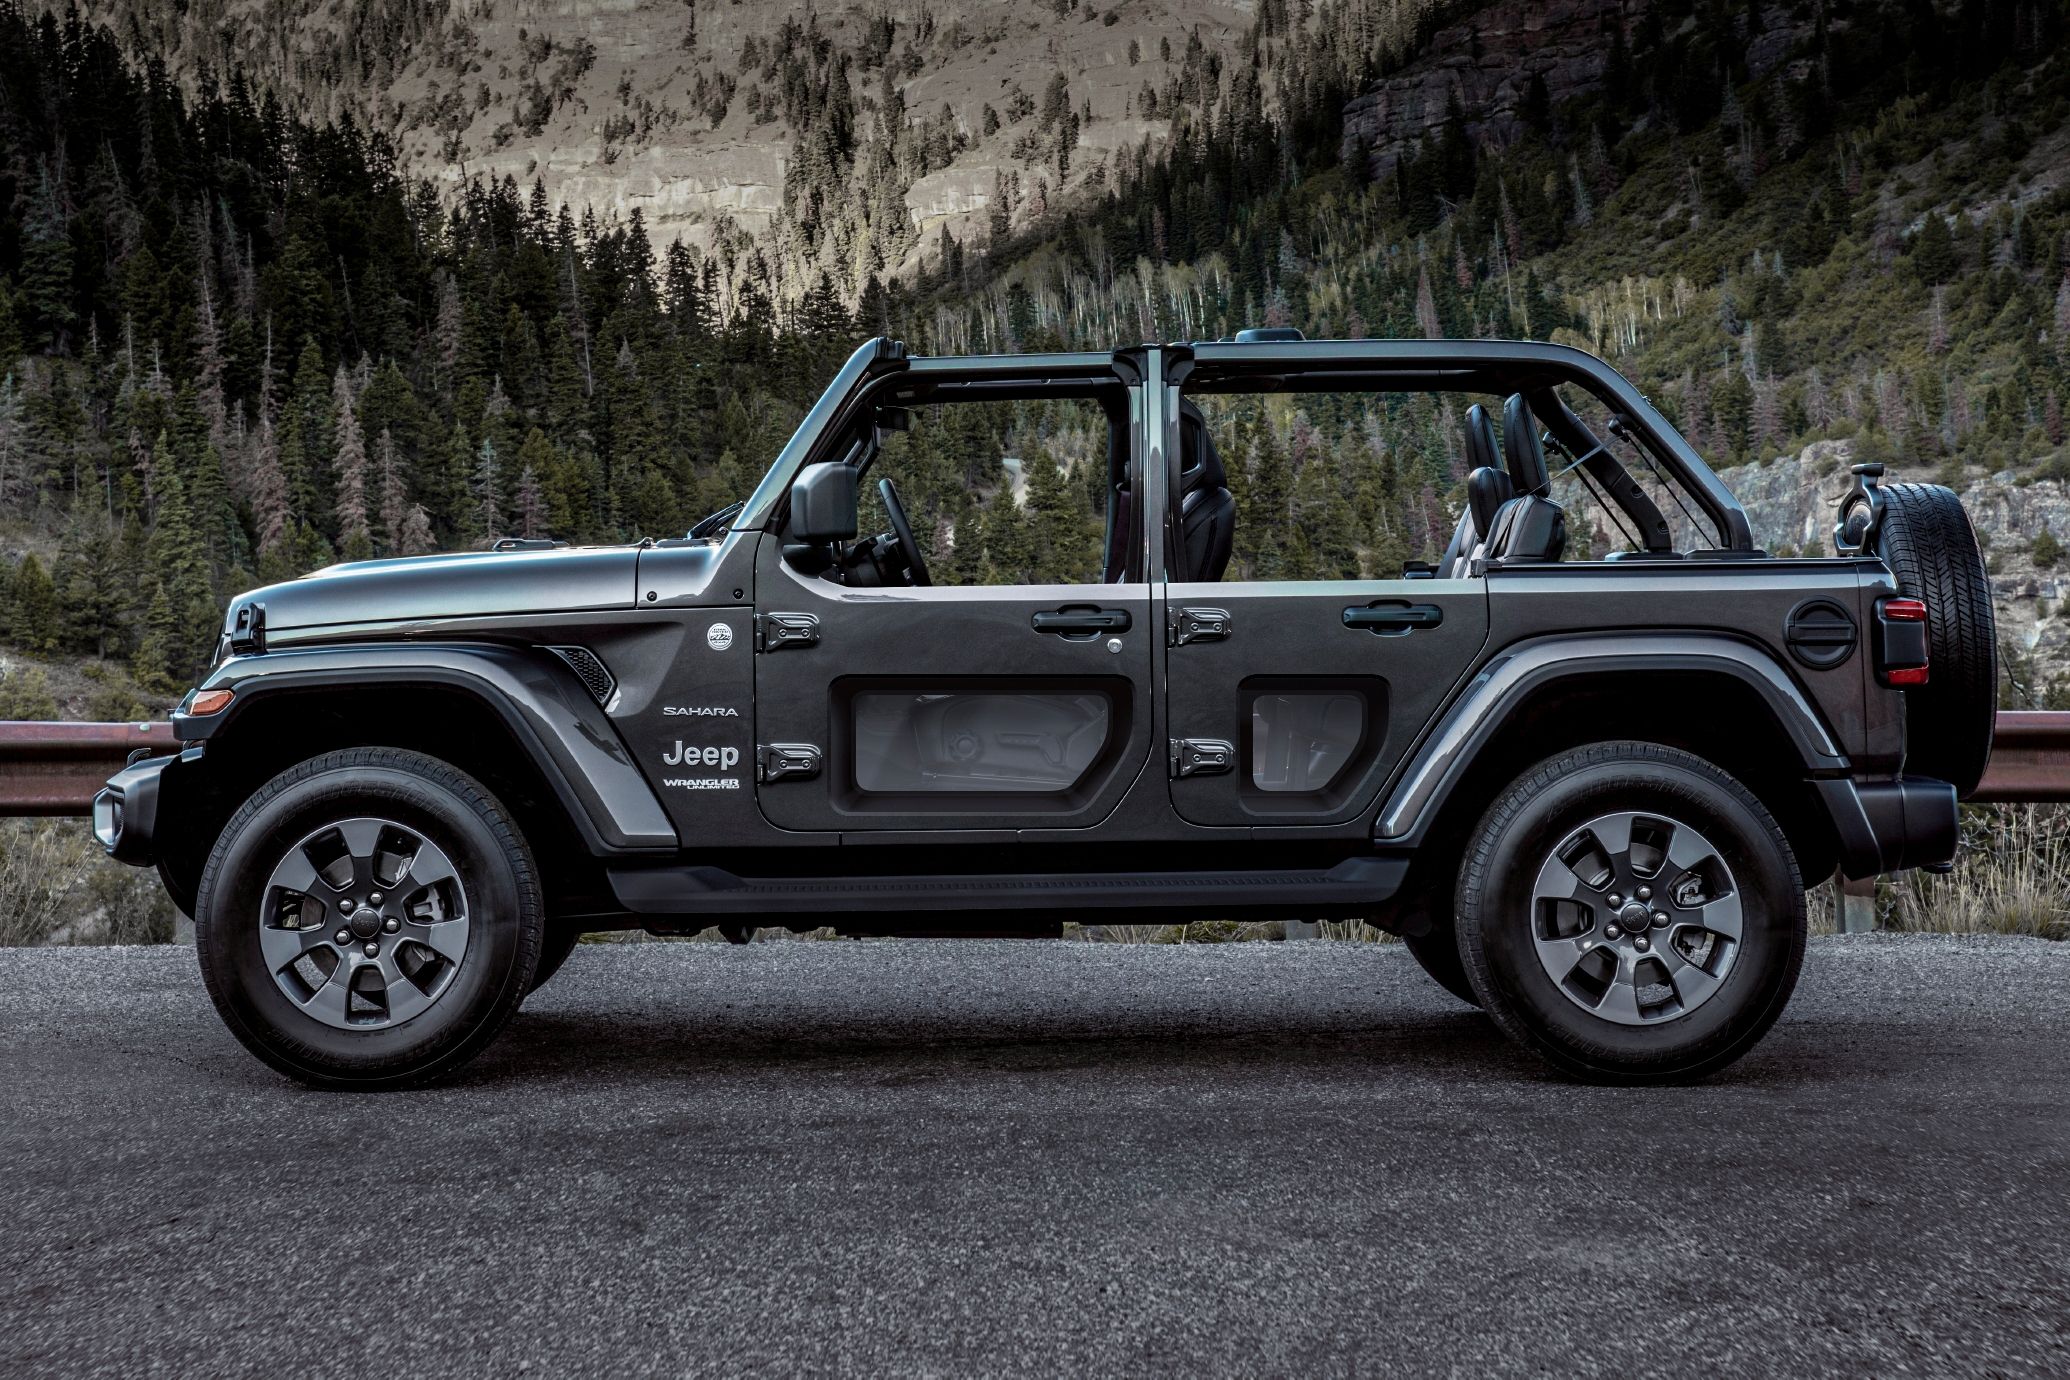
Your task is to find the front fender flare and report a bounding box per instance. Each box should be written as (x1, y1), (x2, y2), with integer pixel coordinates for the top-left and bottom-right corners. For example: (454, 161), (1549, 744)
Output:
(177, 643), (678, 854)
(1374, 633), (1849, 845)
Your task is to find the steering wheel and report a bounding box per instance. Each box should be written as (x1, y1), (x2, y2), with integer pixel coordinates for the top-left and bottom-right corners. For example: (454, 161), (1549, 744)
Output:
(878, 477), (931, 587)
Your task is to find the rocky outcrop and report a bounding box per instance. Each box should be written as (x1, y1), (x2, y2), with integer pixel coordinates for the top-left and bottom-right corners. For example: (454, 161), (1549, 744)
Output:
(1729, 441), (2070, 689)
(1340, 0), (1808, 177)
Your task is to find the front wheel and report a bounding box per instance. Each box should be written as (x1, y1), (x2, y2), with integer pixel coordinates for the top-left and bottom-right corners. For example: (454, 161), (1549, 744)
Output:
(194, 748), (543, 1089)
(1457, 742), (1805, 1083)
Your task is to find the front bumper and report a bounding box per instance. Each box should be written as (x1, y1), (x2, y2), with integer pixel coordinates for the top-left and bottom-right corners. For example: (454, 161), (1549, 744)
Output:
(93, 751), (187, 866)
(1820, 776), (1960, 880)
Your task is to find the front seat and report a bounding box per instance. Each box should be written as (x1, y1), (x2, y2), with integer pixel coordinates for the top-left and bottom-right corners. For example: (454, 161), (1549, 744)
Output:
(1175, 399), (1235, 582)
(1439, 403), (1513, 577)
(1483, 394), (1567, 564)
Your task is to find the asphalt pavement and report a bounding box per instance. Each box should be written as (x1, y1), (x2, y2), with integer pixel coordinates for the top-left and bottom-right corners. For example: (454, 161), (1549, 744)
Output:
(4, 934), (2068, 1377)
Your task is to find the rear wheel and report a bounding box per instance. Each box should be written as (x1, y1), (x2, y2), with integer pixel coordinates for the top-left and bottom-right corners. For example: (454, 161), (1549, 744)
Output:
(194, 748), (542, 1089)
(1457, 742), (1805, 1083)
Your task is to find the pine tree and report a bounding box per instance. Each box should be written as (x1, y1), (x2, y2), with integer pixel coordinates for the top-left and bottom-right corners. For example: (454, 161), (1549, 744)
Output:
(468, 437), (502, 541)
(331, 366), (372, 560)
(8, 554), (61, 651)
(376, 428), (409, 554)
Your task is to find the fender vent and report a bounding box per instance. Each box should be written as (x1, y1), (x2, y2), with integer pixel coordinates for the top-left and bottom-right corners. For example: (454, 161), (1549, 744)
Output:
(546, 646), (615, 704)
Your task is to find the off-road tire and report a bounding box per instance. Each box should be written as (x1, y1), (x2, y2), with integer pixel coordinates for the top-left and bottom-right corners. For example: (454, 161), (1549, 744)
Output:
(1457, 742), (1805, 1084)
(194, 748), (542, 1089)
(1403, 922), (1479, 1007)
(528, 923), (584, 995)
(1875, 482), (1996, 796)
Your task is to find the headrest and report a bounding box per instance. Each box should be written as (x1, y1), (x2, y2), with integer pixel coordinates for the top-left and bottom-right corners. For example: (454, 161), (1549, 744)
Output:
(1467, 466), (1515, 536)
(1464, 403), (1501, 473)
(1178, 397), (1227, 493)
(1502, 393), (1550, 495)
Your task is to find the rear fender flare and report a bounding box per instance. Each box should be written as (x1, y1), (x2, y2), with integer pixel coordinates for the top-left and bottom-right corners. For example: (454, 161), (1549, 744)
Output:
(1375, 633), (1848, 845)
(180, 643), (677, 854)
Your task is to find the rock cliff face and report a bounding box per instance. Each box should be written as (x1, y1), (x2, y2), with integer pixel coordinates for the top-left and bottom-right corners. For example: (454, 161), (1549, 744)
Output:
(1339, 0), (1806, 177)
(1726, 441), (2070, 694)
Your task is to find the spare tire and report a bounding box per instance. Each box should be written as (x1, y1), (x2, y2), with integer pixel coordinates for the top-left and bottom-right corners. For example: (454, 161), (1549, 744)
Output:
(1874, 482), (1996, 797)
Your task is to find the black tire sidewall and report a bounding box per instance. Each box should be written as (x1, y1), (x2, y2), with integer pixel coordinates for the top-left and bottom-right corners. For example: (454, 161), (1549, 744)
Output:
(1460, 746), (1805, 1081)
(1874, 482), (1996, 795)
(196, 753), (539, 1087)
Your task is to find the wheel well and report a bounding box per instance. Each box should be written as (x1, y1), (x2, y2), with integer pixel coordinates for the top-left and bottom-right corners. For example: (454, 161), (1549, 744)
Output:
(162, 685), (614, 917)
(1397, 671), (1841, 909)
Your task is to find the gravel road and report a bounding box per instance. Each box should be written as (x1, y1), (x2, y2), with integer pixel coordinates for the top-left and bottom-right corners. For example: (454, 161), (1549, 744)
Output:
(4, 935), (2068, 1377)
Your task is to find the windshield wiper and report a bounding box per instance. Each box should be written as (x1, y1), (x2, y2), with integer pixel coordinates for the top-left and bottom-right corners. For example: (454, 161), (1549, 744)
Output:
(687, 500), (745, 540)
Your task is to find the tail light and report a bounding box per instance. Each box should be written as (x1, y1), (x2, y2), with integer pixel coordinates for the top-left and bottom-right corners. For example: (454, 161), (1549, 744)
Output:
(1876, 597), (1929, 686)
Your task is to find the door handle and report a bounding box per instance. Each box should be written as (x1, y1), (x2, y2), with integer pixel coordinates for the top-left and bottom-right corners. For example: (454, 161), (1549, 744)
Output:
(1343, 603), (1444, 634)
(1032, 606), (1133, 637)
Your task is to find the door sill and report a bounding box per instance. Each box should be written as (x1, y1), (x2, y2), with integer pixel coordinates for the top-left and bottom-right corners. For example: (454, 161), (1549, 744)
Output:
(606, 856), (1406, 917)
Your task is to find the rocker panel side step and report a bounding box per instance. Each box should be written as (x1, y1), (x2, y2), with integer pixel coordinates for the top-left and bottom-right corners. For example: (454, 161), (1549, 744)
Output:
(606, 856), (1406, 916)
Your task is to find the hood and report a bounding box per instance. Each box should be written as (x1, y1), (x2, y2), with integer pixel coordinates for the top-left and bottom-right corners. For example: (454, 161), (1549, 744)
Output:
(223, 543), (645, 639)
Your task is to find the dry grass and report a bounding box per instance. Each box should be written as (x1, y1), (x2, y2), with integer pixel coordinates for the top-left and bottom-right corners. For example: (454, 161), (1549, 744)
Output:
(1883, 806), (2070, 939)
(0, 819), (175, 946)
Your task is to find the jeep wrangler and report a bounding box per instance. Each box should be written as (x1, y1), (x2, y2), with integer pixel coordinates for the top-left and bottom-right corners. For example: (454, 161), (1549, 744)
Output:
(94, 334), (1994, 1088)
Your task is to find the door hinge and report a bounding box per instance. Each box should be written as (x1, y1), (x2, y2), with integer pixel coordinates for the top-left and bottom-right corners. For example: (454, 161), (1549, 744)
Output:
(756, 743), (823, 783)
(754, 612), (820, 652)
(1169, 737), (1235, 778)
(1168, 606), (1232, 646)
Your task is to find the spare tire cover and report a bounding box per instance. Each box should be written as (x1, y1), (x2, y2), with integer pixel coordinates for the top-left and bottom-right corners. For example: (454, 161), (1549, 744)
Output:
(1873, 482), (1996, 797)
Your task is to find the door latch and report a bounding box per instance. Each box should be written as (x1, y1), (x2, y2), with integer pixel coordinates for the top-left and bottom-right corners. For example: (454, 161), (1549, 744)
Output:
(1168, 738), (1235, 779)
(757, 743), (823, 783)
(1168, 606), (1232, 646)
(754, 612), (820, 651)
(1342, 602), (1444, 634)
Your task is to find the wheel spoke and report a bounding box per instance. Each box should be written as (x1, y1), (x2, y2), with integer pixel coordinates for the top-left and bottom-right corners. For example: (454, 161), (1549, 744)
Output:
(1594, 966), (1644, 1023)
(267, 847), (329, 897)
(1533, 932), (1589, 983)
(300, 962), (356, 1023)
(1668, 960), (1723, 1010)
(405, 917), (470, 964)
(403, 839), (459, 893)
(1534, 855), (1590, 902)
(381, 969), (434, 1024)
(1665, 825), (1714, 870)
(1590, 812), (1636, 866)
(260, 921), (332, 975)
(1696, 893), (1743, 941)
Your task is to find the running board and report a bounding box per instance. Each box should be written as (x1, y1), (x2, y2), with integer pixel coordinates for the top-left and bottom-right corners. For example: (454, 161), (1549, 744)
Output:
(606, 856), (1406, 918)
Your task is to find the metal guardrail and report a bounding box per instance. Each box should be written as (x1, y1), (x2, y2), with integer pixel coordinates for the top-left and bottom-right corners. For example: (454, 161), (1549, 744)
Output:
(0, 714), (2063, 818)
(1970, 712), (2070, 803)
(0, 721), (176, 816)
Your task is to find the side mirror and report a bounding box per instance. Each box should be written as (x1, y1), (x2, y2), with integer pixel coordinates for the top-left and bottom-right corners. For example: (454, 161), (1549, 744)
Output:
(791, 462), (858, 543)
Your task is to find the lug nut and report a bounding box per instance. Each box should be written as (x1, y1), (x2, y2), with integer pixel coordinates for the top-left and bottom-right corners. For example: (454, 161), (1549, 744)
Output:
(1635, 936), (1651, 952)
(1636, 885), (1652, 901)
(1652, 910), (1669, 928)
(383, 917), (399, 933)
(363, 942), (379, 958)
(368, 892), (383, 906)
(339, 898), (355, 914)
(1607, 893), (1623, 907)
(1605, 924), (1622, 940)
(335, 928), (350, 944)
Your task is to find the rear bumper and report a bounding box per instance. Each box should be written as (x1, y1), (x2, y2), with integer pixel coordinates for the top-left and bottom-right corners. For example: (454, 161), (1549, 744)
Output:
(93, 751), (186, 866)
(1818, 776), (1959, 880)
